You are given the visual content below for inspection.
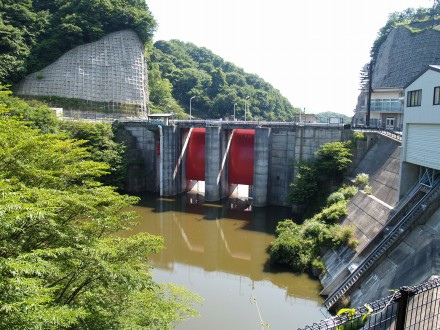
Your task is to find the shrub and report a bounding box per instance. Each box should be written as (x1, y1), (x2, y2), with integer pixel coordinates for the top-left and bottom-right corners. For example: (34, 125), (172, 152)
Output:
(269, 220), (311, 272)
(364, 185), (373, 195)
(354, 173), (369, 185)
(312, 200), (348, 224)
(269, 217), (358, 275)
(270, 219), (330, 273)
(352, 131), (367, 141)
(330, 225), (358, 248)
(287, 160), (319, 205)
(312, 258), (327, 275)
(327, 191), (345, 205)
(339, 185), (358, 199)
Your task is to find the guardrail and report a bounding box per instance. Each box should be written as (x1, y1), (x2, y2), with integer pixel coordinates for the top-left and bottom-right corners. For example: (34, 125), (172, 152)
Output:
(353, 126), (402, 141)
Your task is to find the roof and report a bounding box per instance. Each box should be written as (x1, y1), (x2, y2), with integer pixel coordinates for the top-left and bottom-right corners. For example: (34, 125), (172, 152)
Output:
(404, 65), (440, 89)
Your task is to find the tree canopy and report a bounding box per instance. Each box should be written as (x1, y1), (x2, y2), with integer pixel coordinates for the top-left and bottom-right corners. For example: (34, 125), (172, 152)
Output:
(0, 0), (156, 84)
(150, 40), (300, 121)
(288, 141), (353, 211)
(0, 84), (201, 329)
(1, 0), (301, 121)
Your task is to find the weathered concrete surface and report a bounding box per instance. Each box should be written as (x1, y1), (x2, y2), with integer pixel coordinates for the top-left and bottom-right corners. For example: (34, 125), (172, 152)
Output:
(373, 24), (440, 90)
(321, 133), (440, 310)
(269, 126), (349, 206)
(350, 208), (440, 307)
(350, 135), (401, 207)
(321, 134), (400, 294)
(15, 30), (148, 116)
(253, 127), (271, 207)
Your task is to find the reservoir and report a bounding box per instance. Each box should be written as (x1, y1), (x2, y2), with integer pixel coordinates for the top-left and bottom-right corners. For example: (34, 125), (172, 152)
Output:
(126, 193), (326, 329)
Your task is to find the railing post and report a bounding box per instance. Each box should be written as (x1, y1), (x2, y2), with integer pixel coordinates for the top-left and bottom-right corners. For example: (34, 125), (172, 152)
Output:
(395, 286), (415, 329)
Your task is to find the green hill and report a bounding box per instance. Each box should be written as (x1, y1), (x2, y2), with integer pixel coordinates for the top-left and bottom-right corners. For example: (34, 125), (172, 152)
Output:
(149, 40), (300, 121)
(1, 0), (299, 121)
(315, 111), (351, 124)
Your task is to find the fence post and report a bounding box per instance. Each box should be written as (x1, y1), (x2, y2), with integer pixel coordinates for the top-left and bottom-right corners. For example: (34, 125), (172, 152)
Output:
(395, 286), (414, 329)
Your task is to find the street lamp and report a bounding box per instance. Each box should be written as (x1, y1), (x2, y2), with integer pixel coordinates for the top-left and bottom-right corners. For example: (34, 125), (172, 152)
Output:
(233, 103), (237, 121)
(189, 96), (196, 120)
(244, 96), (249, 121)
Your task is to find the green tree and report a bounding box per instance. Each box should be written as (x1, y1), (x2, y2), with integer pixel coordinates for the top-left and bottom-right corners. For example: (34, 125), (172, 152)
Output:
(315, 141), (352, 179)
(287, 141), (353, 212)
(60, 121), (127, 189)
(0, 86), (201, 329)
(0, 0), (48, 83)
(271, 185), (357, 275)
(0, 92), (59, 133)
(287, 160), (319, 206)
(0, 0), (156, 84)
(152, 40), (298, 121)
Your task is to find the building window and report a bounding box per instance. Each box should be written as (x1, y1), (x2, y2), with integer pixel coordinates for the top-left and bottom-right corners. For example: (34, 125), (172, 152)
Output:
(407, 89), (422, 107)
(434, 86), (440, 105)
(371, 99), (402, 112)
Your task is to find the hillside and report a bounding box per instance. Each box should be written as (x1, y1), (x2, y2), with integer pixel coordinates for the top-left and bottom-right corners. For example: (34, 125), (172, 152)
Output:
(315, 111), (351, 124)
(2, 1), (299, 121)
(149, 40), (299, 121)
(354, 6), (440, 119)
(0, 0), (156, 85)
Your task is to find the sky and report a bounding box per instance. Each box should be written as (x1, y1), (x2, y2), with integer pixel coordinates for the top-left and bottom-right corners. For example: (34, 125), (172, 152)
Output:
(146, 0), (433, 116)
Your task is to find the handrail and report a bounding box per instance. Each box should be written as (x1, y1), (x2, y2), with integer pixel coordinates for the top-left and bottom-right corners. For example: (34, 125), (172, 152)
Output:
(352, 127), (402, 141)
(324, 181), (440, 310)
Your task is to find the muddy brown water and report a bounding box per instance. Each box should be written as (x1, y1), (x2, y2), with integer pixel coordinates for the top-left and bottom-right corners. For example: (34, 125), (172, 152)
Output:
(123, 193), (327, 329)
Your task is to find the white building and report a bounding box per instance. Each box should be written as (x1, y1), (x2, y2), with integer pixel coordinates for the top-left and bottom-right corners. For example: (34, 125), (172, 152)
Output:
(399, 65), (440, 198)
(355, 87), (404, 130)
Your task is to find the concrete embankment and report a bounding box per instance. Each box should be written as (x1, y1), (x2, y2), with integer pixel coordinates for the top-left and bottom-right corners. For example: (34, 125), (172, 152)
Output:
(321, 131), (440, 307)
(320, 133), (401, 298)
(322, 132), (440, 309)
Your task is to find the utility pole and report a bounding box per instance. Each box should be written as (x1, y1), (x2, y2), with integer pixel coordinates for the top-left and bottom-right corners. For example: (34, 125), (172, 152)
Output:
(366, 60), (373, 127)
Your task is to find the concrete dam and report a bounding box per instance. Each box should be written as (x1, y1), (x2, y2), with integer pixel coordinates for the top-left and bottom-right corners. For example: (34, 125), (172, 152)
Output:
(120, 121), (440, 310)
(118, 120), (351, 207)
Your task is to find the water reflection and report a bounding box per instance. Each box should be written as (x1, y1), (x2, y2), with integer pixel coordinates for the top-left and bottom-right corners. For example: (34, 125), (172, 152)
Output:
(125, 193), (326, 329)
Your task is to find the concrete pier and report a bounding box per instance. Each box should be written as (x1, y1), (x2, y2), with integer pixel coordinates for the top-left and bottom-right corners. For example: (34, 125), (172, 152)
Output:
(160, 125), (185, 196)
(253, 127), (271, 207)
(118, 121), (348, 206)
(205, 126), (228, 202)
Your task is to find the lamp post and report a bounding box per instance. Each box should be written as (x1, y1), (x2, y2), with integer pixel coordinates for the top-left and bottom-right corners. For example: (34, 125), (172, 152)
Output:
(189, 96), (195, 120)
(233, 103), (237, 121)
(244, 96), (249, 121)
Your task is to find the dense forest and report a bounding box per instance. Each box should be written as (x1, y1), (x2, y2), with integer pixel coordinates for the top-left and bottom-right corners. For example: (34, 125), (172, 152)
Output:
(149, 40), (300, 121)
(0, 0), (302, 121)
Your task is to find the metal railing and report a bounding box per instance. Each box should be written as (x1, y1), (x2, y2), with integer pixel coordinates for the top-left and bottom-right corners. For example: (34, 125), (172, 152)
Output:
(352, 127), (402, 141)
(353, 125), (402, 141)
(323, 181), (440, 310)
(300, 277), (440, 329)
